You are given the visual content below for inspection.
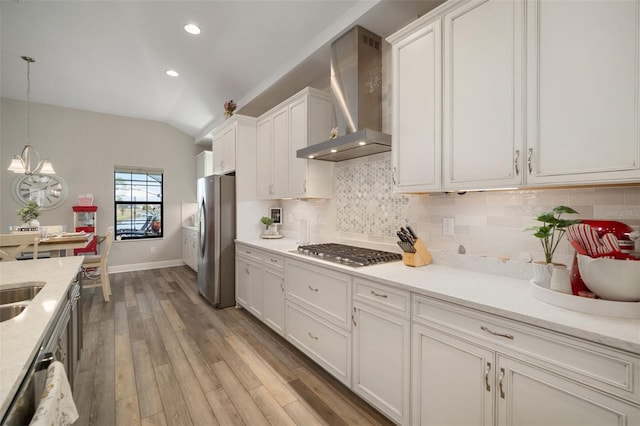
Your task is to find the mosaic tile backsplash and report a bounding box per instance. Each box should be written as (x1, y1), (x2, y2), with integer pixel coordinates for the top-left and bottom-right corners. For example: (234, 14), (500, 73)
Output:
(335, 159), (410, 236)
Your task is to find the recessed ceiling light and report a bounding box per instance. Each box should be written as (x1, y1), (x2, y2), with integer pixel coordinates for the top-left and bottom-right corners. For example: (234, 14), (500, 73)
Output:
(330, 149), (337, 153)
(358, 141), (366, 146)
(166, 70), (179, 77)
(184, 24), (201, 35)
(308, 155), (315, 159)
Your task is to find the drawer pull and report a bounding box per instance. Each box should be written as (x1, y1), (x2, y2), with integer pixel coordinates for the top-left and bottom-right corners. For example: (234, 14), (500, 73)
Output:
(484, 362), (491, 392)
(308, 286), (319, 292)
(352, 307), (357, 327)
(244, 267), (250, 275)
(499, 368), (506, 399)
(308, 332), (319, 340)
(280, 279), (284, 292)
(244, 250), (252, 255)
(370, 290), (388, 298)
(270, 258), (279, 263)
(480, 325), (514, 340)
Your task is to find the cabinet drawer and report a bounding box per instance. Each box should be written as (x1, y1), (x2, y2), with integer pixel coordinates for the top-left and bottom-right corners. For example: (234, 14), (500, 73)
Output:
(353, 278), (410, 318)
(286, 301), (351, 385)
(264, 253), (285, 272)
(236, 245), (265, 263)
(413, 294), (640, 404)
(287, 260), (351, 329)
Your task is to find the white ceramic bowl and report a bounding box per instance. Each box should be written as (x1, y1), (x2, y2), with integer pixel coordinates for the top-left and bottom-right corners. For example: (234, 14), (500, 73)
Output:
(577, 254), (640, 302)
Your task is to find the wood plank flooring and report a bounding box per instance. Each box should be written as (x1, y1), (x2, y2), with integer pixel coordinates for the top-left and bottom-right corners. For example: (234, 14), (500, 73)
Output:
(75, 266), (393, 426)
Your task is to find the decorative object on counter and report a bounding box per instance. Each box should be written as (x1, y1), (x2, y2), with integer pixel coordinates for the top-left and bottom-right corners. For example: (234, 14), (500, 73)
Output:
(549, 265), (572, 294)
(329, 126), (338, 139)
(224, 99), (236, 117)
(525, 205), (580, 288)
(397, 225), (432, 267)
(260, 216), (282, 239)
(576, 254), (640, 301)
(17, 201), (41, 229)
(7, 56), (56, 176)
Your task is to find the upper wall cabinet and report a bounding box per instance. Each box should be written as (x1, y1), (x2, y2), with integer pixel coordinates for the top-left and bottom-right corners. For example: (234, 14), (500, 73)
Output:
(196, 150), (213, 179)
(388, 0), (640, 192)
(211, 115), (255, 176)
(443, 0), (525, 190)
(388, 14), (443, 192)
(525, 0), (640, 186)
(257, 87), (334, 200)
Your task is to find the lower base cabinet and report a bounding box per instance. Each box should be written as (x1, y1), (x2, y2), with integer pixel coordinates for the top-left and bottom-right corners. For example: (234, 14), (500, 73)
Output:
(412, 295), (640, 426)
(352, 301), (410, 425)
(182, 228), (198, 272)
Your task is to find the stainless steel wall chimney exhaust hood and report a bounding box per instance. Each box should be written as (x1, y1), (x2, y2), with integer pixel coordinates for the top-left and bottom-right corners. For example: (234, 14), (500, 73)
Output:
(297, 26), (391, 162)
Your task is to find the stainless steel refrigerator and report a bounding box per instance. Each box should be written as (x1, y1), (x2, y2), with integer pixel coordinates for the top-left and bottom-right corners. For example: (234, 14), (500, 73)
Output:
(197, 174), (236, 308)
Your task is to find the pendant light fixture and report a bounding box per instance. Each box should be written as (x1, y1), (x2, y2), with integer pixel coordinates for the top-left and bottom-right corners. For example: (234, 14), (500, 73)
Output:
(7, 56), (56, 175)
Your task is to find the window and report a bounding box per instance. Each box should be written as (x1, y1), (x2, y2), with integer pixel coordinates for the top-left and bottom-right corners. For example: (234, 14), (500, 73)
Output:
(114, 167), (163, 240)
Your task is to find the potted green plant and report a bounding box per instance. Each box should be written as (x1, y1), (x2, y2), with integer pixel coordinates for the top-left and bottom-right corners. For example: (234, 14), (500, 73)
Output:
(17, 201), (42, 228)
(525, 205), (580, 287)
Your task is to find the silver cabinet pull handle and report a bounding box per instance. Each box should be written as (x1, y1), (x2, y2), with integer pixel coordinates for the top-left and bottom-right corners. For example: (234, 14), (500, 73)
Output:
(527, 148), (533, 174)
(270, 258), (279, 263)
(280, 279), (284, 292)
(352, 307), (357, 327)
(308, 332), (318, 340)
(485, 362), (492, 392)
(392, 166), (397, 185)
(370, 290), (388, 298)
(244, 267), (250, 275)
(499, 368), (506, 399)
(303, 180), (307, 193)
(37, 352), (56, 371)
(308, 286), (318, 292)
(514, 150), (520, 176)
(480, 325), (514, 340)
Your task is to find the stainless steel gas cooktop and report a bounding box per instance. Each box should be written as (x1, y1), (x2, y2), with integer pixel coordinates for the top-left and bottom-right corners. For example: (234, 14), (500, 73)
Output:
(295, 243), (402, 267)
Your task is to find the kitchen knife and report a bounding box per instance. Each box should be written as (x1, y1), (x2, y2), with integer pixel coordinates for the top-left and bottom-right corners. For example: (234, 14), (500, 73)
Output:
(397, 231), (408, 242)
(406, 225), (418, 240)
(397, 241), (409, 252)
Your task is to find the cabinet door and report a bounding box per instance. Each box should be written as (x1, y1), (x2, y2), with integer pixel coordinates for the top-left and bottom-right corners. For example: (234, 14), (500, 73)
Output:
(391, 18), (442, 192)
(289, 96), (308, 198)
(196, 151), (213, 179)
(212, 133), (224, 175)
(443, 0), (524, 190)
(497, 355), (640, 426)
(526, 0), (640, 186)
(353, 301), (410, 425)
(222, 125), (236, 174)
(257, 117), (273, 199)
(236, 257), (262, 317)
(272, 106), (289, 198)
(263, 267), (285, 336)
(412, 323), (494, 426)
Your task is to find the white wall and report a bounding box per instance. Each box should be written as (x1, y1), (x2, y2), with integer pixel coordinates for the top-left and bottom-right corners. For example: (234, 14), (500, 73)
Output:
(1, 98), (200, 269)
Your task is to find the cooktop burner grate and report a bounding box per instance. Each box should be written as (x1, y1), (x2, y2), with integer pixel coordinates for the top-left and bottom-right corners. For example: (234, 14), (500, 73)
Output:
(296, 243), (402, 267)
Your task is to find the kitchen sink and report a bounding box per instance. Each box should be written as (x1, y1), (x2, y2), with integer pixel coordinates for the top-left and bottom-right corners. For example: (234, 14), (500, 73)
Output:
(0, 282), (45, 305)
(0, 305), (27, 322)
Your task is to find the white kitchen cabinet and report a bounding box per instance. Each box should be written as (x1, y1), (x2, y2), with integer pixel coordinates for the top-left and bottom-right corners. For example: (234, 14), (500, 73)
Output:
(257, 87), (333, 200)
(412, 294), (640, 425)
(262, 253), (286, 336)
(287, 88), (333, 199)
(525, 0), (640, 186)
(235, 246), (264, 318)
(352, 279), (410, 425)
(211, 115), (255, 176)
(286, 258), (352, 385)
(182, 227), (198, 272)
(442, 0), (525, 190)
(388, 14), (443, 192)
(196, 150), (213, 179)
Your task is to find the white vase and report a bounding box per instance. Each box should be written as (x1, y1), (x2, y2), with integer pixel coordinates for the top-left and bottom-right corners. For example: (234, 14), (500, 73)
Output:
(22, 218), (40, 229)
(550, 265), (572, 294)
(532, 262), (553, 288)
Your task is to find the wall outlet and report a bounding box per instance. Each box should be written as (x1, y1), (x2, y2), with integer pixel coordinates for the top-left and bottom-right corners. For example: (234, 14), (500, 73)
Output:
(150, 246), (156, 253)
(443, 217), (455, 236)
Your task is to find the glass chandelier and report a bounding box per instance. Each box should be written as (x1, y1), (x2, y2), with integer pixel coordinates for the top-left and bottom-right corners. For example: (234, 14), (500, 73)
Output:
(7, 56), (56, 175)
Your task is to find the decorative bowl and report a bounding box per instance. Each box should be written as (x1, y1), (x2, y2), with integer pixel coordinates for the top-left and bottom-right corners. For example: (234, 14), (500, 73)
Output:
(577, 254), (640, 302)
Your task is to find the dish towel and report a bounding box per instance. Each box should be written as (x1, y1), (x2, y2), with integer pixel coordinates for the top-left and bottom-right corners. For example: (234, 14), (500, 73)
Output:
(29, 361), (79, 426)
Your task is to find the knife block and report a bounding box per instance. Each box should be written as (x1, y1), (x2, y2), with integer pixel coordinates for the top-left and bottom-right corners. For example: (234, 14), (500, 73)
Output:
(403, 238), (432, 267)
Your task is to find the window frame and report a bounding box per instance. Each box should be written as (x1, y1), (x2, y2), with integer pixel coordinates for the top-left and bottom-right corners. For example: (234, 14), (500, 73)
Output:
(114, 166), (164, 240)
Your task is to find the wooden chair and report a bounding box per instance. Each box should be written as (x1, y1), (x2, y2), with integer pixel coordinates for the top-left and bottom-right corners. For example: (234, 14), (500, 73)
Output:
(0, 233), (40, 261)
(81, 228), (113, 302)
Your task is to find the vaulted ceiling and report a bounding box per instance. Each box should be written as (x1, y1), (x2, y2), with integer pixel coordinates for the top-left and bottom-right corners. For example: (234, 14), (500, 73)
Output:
(1, 1), (441, 142)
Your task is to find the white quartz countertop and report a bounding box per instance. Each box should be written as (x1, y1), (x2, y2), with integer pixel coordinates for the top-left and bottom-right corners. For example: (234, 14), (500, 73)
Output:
(0, 257), (83, 419)
(236, 238), (640, 355)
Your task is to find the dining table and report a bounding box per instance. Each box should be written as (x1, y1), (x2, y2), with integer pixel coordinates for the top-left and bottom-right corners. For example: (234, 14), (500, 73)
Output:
(39, 232), (93, 257)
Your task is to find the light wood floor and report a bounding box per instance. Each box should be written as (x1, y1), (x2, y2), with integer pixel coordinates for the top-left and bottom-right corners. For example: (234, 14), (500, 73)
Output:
(74, 266), (393, 426)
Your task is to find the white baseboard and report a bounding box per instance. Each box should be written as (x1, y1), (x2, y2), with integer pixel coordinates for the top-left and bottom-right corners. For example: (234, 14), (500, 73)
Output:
(108, 259), (186, 274)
